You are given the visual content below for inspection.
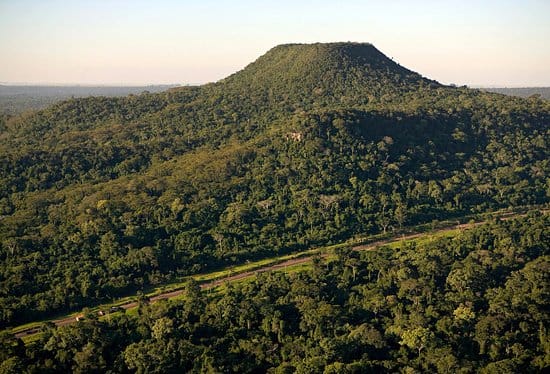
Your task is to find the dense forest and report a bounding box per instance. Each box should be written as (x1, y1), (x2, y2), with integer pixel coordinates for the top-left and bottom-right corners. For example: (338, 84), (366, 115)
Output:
(1, 43), (549, 336)
(1, 214), (548, 372)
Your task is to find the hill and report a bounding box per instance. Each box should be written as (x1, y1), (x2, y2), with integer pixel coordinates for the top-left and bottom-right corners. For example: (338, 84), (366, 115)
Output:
(0, 43), (549, 329)
(218, 43), (439, 108)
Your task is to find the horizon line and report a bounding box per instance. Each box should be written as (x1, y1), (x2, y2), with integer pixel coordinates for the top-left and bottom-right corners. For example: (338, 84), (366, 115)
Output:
(0, 82), (187, 87)
(1, 81), (550, 89)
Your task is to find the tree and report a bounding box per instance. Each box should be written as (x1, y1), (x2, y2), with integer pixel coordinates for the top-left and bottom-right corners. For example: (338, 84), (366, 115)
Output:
(400, 327), (433, 356)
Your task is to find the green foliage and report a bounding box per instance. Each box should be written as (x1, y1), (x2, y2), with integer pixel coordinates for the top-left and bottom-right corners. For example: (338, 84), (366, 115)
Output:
(3, 215), (548, 372)
(0, 43), (549, 329)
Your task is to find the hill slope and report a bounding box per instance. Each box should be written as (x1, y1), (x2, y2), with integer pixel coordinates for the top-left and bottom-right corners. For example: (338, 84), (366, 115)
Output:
(0, 43), (549, 326)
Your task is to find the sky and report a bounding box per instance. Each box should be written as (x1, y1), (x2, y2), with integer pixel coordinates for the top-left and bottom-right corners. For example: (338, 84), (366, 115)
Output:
(1, 0), (549, 87)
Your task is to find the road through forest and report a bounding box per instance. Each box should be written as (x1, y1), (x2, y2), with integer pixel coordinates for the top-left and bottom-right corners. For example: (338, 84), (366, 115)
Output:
(12, 210), (536, 339)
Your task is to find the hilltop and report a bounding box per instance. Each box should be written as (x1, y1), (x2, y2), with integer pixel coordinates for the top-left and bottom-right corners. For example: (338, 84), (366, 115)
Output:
(217, 43), (439, 108)
(224, 43), (437, 88)
(0, 43), (549, 329)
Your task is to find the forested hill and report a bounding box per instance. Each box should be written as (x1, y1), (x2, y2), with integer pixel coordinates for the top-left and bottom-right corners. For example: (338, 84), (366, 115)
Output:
(216, 43), (440, 110)
(0, 43), (549, 327)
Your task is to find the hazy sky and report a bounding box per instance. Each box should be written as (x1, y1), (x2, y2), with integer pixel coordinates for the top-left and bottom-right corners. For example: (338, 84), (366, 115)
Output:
(1, 0), (549, 86)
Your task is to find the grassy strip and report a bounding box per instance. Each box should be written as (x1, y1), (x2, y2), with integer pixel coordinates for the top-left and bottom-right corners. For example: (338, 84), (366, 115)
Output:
(10, 309), (84, 335)
(207, 227), (471, 296)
